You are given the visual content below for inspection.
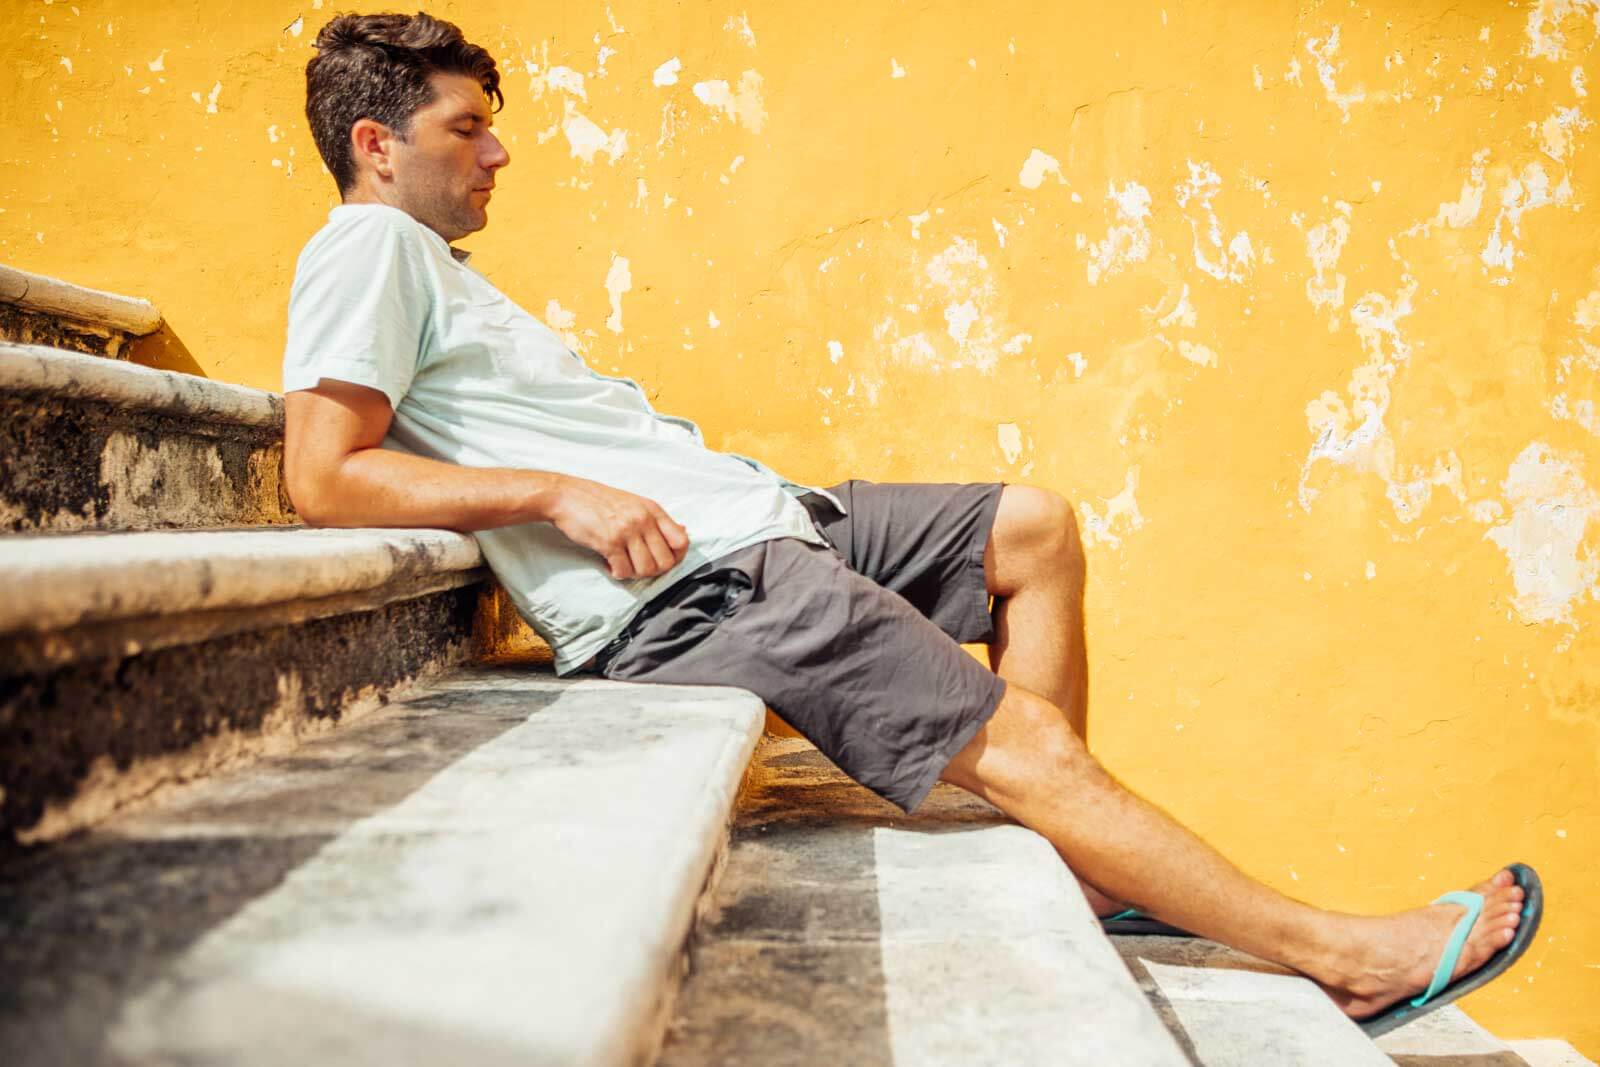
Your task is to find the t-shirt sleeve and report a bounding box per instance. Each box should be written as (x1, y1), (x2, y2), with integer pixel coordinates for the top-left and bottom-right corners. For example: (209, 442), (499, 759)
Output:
(281, 213), (431, 410)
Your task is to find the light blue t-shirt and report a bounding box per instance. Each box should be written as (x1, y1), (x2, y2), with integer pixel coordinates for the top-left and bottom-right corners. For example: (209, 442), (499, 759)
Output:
(282, 202), (845, 674)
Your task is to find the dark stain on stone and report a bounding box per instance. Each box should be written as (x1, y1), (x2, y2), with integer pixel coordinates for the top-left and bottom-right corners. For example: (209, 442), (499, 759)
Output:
(0, 390), (293, 533)
(0, 584), (482, 844)
(0, 680), (533, 1067)
(0, 307), (124, 359)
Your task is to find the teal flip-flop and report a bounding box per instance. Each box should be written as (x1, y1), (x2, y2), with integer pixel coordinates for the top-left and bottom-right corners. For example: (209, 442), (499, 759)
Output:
(1358, 861), (1544, 1038)
(1099, 907), (1199, 938)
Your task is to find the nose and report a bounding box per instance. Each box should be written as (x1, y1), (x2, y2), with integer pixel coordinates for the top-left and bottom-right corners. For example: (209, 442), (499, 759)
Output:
(484, 129), (510, 172)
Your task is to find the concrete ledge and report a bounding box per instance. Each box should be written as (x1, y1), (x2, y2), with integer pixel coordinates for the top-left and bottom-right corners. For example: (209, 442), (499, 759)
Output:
(0, 264), (162, 338)
(0, 343), (278, 429)
(0, 667), (766, 1066)
(2, 580), (489, 846)
(0, 344), (294, 532)
(0, 526), (485, 635)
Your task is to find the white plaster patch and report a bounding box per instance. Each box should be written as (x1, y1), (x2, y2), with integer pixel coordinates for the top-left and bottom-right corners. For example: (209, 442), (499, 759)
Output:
(148, 50), (166, 72)
(1485, 442), (1600, 625)
(1305, 26), (1367, 122)
(874, 236), (1032, 375)
(288, 15), (303, 37)
(1086, 181), (1154, 286)
(1019, 149), (1063, 190)
(653, 57), (681, 87)
(563, 107), (628, 164)
(1174, 160), (1255, 283)
(1299, 276), (1472, 523)
(692, 72), (767, 132)
(1537, 104), (1593, 161)
(604, 255), (631, 333)
(997, 423), (1023, 464)
(1481, 160), (1575, 277)
(544, 66), (587, 101)
(1067, 352), (1087, 377)
(59, 56), (72, 74)
(1177, 340), (1217, 367)
(908, 211), (930, 240)
(891, 58), (906, 79)
(725, 12), (757, 47)
(945, 301), (980, 346)
(1525, 0), (1595, 62)
(205, 81), (221, 114)
(1574, 290), (1600, 329)
(707, 311), (720, 329)
(828, 340), (844, 363)
(1406, 148), (1490, 236)
(1296, 202), (1352, 314)
(992, 218), (1009, 248)
(1574, 65), (1589, 97)
(1080, 468), (1145, 549)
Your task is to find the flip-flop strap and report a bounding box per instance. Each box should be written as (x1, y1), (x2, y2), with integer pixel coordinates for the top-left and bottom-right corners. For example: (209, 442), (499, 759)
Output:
(1411, 890), (1484, 1007)
(1107, 908), (1141, 921)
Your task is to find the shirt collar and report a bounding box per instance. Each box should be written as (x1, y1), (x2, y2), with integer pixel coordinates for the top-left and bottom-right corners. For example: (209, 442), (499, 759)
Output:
(331, 202), (472, 263)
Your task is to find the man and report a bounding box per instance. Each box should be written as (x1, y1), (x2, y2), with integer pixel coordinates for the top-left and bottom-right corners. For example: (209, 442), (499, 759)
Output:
(282, 11), (1537, 1035)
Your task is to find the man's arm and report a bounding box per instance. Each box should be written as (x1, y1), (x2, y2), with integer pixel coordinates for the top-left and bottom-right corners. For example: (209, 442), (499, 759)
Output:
(283, 378), (689, 579)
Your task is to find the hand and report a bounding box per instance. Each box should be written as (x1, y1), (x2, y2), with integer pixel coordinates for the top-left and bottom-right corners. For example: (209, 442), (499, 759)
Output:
(545, 476), (691, 580)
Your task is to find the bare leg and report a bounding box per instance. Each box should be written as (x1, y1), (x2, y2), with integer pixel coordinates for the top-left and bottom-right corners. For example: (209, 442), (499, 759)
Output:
(981, 485), (1114, 912)
(938, 679), (1525, 1017)
(967, 485), (1524, 1015)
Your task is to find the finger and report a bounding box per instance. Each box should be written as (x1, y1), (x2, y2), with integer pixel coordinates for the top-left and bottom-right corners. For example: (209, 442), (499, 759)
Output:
(626, 537), (657, 578)
(642, 526), (677, 573)
(606, 550), (635, 581)
(656, 513), (690, 552)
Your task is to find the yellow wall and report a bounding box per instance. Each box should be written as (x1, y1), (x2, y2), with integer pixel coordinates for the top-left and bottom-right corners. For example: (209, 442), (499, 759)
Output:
(4, 0), (1597, 1051)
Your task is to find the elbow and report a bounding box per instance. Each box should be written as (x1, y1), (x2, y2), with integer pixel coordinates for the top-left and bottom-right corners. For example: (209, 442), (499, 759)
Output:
(284, 467), (339, 527)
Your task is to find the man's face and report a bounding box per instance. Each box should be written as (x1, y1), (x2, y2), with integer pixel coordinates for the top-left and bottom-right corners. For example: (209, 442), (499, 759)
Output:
(378, 72), (510, 242)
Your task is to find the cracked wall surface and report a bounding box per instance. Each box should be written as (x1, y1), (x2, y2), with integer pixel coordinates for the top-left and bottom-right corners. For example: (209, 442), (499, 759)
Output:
(2, 0), (1598, 1053)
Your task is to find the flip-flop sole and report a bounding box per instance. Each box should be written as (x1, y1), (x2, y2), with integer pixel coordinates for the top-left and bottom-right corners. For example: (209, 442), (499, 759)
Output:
(1099, 913), (1200, 938)
(1358, 861), (1544, 1038)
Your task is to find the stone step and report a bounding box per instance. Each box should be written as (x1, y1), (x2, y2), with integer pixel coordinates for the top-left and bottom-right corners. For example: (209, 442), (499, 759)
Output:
(0, 664), (766, 1067)
(1114, 936), (1395, 1065)
(0, 342), (295, 533)
(1115, 935), (1586, 1066)
(1, 525), (489, 845)
(0, 263), (162, 360)
(656, 736), (1188, 1066)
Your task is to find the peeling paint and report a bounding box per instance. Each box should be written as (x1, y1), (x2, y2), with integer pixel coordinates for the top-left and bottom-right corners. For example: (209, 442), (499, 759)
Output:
(604, 255), (631, 333)
(1086, 181), (1154, 286)
(653, 57), (681, 87)
(1485, 442), (1600, 625)
(691, 72), (767, 133)
(1019, 149), (1063, 190)
(1079, 468), (1145, 549)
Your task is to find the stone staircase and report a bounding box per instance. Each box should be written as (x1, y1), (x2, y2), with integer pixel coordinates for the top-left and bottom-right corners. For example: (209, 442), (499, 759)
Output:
(0, 266), (1590, 1066)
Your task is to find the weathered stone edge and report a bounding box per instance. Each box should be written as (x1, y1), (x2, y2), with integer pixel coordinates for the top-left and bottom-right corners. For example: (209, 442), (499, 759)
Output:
(0, 264), (162, 337)
(0, 526), (485, 636)
(4, 581), (488, 847)
(0, 342), (281, 429)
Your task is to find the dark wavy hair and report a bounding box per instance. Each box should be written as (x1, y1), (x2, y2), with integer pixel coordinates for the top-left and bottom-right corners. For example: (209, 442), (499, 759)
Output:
(305, 11), (504, 197)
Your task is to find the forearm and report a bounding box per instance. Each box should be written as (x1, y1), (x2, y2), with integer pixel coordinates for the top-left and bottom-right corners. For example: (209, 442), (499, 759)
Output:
(294, 446), (568, 532)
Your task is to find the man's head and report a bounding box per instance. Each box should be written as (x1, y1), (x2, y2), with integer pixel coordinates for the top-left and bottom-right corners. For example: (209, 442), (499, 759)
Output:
(305, 11), (509, 242)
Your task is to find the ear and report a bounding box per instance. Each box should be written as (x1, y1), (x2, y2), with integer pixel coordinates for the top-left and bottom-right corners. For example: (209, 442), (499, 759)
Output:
(350, 117), (400, 182)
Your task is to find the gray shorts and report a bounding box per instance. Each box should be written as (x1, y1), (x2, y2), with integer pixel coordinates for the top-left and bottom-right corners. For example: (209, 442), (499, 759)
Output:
(588, 479), (1009, 815)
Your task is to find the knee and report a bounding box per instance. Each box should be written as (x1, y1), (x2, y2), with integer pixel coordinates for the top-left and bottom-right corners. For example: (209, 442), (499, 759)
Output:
(1013, 486), (1084, 575)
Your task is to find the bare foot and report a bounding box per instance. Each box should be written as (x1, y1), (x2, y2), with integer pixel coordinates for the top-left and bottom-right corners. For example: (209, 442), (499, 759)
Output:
(1324, 868), (1525, 1021)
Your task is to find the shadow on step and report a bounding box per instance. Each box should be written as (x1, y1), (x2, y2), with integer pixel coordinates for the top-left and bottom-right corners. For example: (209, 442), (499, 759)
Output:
(0, 684), (544, 1067)
(657, 737), (1017, 1067)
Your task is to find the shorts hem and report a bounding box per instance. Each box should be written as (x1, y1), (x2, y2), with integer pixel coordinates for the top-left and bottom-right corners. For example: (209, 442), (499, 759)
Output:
(893, 670), (1009, 815)
(955, 480), (1006, 645)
